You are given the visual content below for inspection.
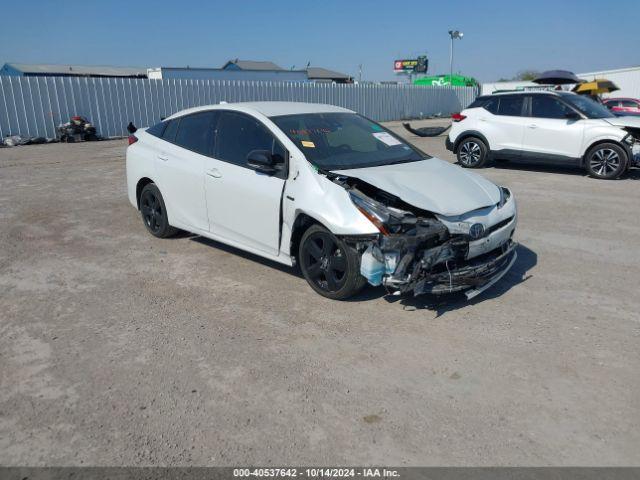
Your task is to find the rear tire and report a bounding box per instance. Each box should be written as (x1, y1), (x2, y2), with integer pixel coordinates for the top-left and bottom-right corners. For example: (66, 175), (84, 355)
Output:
(139, 183), (178, 238)
(585, 143), (627, 179)
(298, 224), (366, 300)
(457, 137), (489, 168)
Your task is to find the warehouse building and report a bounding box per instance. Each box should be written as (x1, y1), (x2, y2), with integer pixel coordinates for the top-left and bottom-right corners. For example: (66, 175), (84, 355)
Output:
(306, 67), (352, 83)
(1, 60), (353, 84)
(221, 59), (284, 71)
(0, 63), (147, 78)
(147, 65), (308, 82)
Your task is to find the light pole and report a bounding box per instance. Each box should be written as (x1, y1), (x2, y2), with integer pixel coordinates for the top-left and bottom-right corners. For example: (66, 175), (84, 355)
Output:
(448, 30), (464, 85)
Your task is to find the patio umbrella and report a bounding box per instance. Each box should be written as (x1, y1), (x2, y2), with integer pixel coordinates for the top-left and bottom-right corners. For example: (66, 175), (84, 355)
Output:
(532, 70), (582, 85)
(572, 79), (619, 95)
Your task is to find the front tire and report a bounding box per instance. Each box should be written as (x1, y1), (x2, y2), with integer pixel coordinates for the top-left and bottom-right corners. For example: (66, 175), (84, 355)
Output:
(139, 183), (177, 238)
(298, 224), (366, 300)
(457, 137), (489, 168)
(585, 143), (627, 179)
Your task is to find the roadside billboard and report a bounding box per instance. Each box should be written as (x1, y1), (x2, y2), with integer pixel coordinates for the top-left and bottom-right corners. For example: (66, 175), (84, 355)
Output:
(394, 56), (428, 74)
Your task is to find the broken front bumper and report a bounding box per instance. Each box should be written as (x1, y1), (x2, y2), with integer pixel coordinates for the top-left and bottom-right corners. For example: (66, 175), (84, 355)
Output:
(356, 210), (518, 299)
(411, 240), (517, 298)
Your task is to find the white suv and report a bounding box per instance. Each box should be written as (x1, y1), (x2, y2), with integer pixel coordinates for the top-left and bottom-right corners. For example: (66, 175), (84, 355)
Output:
(447, 91), (640, 179)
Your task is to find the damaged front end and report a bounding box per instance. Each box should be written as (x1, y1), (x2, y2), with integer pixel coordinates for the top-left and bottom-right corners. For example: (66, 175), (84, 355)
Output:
(623, 127), (640, 167)
(333, 174), (518, 299)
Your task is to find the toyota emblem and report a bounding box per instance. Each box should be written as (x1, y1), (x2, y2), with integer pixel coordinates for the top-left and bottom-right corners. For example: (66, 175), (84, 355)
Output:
(469, 223), (485, 240)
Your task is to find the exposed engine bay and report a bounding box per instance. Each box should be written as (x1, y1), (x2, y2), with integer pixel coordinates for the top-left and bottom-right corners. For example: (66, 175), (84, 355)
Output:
(326, 172), (518, 298)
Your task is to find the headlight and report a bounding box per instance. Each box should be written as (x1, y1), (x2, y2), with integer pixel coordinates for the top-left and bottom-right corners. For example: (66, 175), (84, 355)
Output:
(349, 190), (392, 235)
(497, 186), (511, 209)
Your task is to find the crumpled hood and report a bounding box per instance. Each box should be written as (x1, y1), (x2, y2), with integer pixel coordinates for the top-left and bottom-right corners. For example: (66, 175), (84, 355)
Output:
(334, 158), (501, 216)
(604, 116), (640, 128)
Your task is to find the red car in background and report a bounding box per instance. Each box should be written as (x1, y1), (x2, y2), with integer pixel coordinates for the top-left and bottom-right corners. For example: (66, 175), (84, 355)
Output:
(603, 98), (640, 116)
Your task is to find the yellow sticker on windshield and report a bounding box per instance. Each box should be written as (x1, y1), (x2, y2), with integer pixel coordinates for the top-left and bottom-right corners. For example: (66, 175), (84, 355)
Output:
(301, 140), (315, 148)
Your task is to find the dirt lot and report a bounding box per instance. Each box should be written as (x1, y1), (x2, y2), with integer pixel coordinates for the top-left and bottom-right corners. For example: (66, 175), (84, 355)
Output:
(1, 119), (638, 466)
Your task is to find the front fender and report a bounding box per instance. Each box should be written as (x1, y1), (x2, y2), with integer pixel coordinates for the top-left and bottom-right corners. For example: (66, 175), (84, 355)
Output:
(280, 160), (378, 256)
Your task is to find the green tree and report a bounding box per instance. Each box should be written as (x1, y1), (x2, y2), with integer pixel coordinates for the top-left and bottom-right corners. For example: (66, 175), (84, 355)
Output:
(514, 70), (541, 81)
(495, 70), (541, 82)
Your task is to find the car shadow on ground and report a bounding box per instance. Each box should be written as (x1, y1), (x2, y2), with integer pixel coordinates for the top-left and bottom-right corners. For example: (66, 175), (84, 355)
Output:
(187, 235), (536, 310)
(189, 235), (301, 277)
(383, 243), (538, 315)
(485, 160), (640, 180)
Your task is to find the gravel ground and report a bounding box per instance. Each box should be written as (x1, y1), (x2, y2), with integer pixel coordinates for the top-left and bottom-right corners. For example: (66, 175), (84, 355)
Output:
(0, 119), (638, 466)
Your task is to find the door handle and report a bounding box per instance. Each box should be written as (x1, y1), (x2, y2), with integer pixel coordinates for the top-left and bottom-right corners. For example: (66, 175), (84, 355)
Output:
(528, 124), (538, 129)
(157, 154), (169, 161)
(206, 168), (222, 178)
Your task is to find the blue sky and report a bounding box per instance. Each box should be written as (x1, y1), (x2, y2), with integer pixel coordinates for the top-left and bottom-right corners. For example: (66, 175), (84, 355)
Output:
(1, 0), (638, 82)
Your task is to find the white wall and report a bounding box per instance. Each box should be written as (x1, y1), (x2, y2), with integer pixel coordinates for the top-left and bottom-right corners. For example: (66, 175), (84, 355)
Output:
(481, 66), (640, 99)
(577, 66), (640, 99)
(481, 80), (538, 95)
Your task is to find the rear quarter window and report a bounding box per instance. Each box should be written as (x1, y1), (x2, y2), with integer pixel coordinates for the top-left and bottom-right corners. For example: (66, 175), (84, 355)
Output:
(466, 96), (499, 114)
(162, 119), (179, 142)
(466, 98), (488, 109)
(146, 121), (167, 138)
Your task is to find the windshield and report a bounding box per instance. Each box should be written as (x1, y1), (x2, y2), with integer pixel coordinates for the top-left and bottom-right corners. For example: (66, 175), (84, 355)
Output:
(559, 93), (615, 119)
(271, 112), (428, 170)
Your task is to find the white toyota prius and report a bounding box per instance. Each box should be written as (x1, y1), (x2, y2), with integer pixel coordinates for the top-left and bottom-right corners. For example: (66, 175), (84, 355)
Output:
(126, 102), (518, 300)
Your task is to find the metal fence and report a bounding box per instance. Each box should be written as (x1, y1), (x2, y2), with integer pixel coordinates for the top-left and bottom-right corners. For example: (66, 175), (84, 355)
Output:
(0, 76), (477, 139)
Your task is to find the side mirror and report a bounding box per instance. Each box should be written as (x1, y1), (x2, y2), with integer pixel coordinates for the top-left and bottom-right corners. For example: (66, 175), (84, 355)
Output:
(247, 150), (277, 175)
(565, 111), (581, 121)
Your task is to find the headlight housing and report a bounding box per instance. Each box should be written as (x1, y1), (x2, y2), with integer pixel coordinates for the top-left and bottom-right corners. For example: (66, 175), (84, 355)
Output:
(349, 190), (392, 234)
(349, 189), (416, 235)
(497, 186), (511, 209)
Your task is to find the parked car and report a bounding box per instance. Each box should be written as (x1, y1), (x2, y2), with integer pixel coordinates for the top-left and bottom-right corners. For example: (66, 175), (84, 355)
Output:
(603, 97), (640, 116)
(126, 102), (518, 300)
(446, 91), (640, 179)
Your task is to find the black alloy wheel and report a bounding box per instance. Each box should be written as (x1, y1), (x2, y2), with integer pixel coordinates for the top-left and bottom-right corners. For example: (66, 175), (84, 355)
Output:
(139, 183), (177, 238)
(298, 224), (366, 300)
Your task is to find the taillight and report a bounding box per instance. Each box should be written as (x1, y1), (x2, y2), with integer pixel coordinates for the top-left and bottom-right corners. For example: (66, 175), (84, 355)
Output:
(128, 135), (138, 145)
(452, 113), (467, 122)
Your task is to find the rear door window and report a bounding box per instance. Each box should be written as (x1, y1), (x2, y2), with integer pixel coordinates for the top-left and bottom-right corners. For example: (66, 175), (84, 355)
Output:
(496, 96), (524, 116)
(174, 111), (218, 156)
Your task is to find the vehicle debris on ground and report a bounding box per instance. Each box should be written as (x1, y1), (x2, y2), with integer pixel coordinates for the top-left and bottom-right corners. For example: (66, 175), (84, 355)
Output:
(57, 116), (99, 142)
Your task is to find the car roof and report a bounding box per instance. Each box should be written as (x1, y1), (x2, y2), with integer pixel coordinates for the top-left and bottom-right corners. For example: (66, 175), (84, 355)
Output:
(165, 101), (353, 120)
(484, 90), (565, 97)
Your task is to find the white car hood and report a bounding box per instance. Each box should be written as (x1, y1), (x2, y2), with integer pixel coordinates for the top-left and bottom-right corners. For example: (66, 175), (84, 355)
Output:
(604, 116), (640, 128)
(334, 158), (501, 216)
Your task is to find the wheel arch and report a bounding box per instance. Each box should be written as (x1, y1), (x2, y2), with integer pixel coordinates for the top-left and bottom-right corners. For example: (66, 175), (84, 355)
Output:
(453, 130), (491, 153)
(581, 139), (631, 168)
(289, 211), (330, 263)
(135, 177), (155, 209)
